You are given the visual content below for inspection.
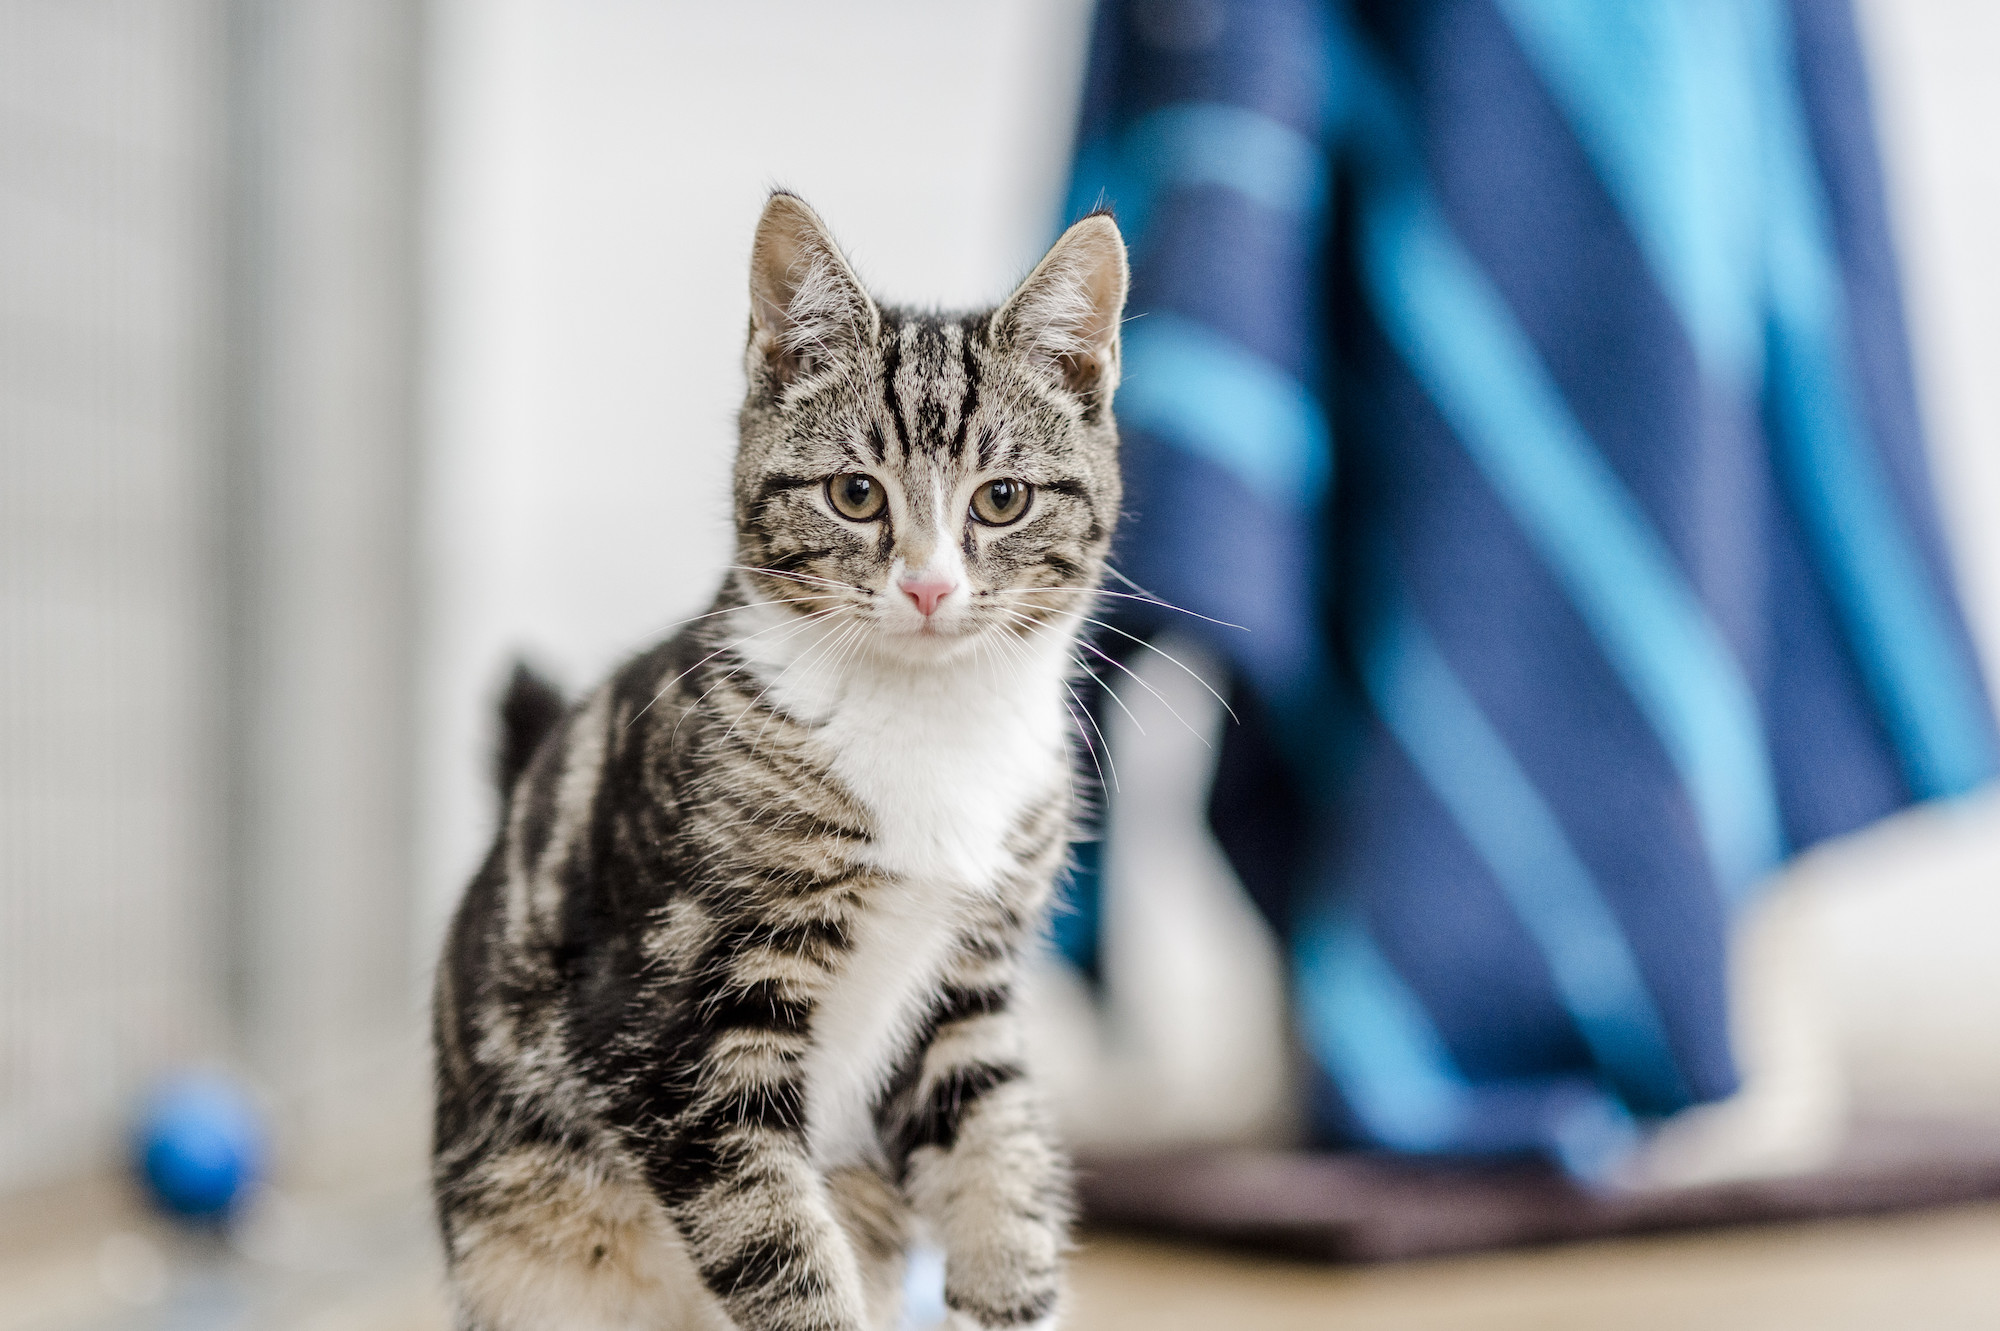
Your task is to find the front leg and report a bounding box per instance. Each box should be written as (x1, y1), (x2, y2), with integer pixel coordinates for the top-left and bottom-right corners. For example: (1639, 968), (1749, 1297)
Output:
(894, 985), (1070, 1330)
(656, 1117), (868, 1331)
(626, 973), (870, 1331)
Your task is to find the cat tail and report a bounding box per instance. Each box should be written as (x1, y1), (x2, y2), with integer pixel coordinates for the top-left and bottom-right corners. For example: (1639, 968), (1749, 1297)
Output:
(495, 659), (566, 795)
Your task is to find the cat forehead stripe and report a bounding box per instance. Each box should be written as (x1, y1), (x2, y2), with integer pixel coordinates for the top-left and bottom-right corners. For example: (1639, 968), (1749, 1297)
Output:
(880, 325), (910, 459)
(872, 313), (989, 462)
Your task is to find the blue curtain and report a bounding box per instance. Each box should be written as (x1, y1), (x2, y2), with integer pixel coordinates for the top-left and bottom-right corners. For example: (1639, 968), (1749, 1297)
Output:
(1061, 0), (1997, 1178)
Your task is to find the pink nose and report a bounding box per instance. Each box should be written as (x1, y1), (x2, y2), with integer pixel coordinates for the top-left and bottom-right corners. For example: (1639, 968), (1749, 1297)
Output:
(898, 574), (956, 618)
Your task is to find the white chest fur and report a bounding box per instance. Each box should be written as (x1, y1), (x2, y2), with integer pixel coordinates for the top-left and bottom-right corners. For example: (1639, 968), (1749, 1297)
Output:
(730, 604), (1075, 1166)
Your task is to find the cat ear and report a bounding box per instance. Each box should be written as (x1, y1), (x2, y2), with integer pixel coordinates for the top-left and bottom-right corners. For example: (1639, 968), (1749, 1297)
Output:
(748, 191), (877, 387)
(991, 211), (1128, 406)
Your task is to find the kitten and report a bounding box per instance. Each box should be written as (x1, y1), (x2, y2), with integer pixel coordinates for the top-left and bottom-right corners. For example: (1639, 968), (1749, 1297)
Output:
(432, 192), (1127, 1331)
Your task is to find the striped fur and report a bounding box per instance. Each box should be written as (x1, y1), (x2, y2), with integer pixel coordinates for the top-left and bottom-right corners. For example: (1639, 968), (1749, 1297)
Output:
(433, 194), (1127, 1331)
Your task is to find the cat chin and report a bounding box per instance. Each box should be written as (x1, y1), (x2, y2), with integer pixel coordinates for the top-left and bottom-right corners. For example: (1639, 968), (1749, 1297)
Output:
(861, 618), (1054, 670)
(864, 624), (989, 666)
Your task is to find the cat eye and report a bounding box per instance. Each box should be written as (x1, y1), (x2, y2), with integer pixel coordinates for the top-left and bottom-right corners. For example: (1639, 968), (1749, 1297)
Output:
(970, 478), (1033, 527)
(825, 473), (886, 521)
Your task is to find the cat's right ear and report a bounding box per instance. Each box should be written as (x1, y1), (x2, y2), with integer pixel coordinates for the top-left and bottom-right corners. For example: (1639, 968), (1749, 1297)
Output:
(990, 210), (1128, 413)
(747, 191), (877, 390)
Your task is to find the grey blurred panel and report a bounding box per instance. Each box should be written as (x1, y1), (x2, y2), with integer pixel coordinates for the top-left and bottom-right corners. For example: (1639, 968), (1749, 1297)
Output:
(0, 0), (229, 1189)
(224, 0), (424, 1098)
(0, 0), (426, 1193)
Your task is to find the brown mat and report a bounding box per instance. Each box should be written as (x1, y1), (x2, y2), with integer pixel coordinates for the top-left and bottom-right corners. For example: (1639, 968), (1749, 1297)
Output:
(1077, 1126), (2000, 1262)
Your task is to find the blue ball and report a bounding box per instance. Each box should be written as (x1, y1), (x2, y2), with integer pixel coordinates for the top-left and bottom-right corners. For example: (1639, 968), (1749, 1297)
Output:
(134, 1072), (266, 1220)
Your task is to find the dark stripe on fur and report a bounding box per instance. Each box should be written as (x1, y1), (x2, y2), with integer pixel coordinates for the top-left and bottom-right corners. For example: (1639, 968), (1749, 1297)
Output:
(683, 1078), (810, 1142)
(931, 982), (1009, 1027)
(765, 545), (838, 575)
(898, 1061), (1023, 1159)
(701, 1232), (833, 1305)
(880, 331), (910, 459)
(752, 472), (821, 511)
(698, 979), (816, 1038)
(950, 332), (982, 460)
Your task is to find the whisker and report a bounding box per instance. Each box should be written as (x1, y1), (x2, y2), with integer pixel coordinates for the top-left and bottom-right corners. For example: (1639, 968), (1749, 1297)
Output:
(630, 603), (843, 729)
(981, 585), (1247, 632)
(803, 627), (872, 740)
(752, 610), (877, 760)
(1103, 562), (1151, 596)
(1076, 638), (1211, 748)
(728, 615), (858, 751)
(980, 598), (1211, 751)
(1063, 677), (1119, 795)
(730, 564), (872, 596)
(656, 591), (828, 631)
(1069, 652), (1147, 738)
(972, 616), (1119, 797)
(965, 612), (1109, 797)
(673, 607), (846, 744)
(1075, 617), (1239, 723)
(622, 593), (836, 650)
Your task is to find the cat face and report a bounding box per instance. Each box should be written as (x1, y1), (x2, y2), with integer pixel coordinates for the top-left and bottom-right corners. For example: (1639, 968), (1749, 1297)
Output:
(732, 193), (1127, 663)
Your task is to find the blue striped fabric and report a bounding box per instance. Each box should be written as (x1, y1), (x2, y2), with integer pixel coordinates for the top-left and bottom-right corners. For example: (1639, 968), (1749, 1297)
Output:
(1061, 0), (1998, 1175)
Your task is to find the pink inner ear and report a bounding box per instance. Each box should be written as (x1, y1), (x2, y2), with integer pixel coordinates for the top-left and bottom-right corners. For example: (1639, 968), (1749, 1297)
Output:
(997, 218), (1127, 399)
(1058, 348), (1107, 397)
(748, 197), (876, 388)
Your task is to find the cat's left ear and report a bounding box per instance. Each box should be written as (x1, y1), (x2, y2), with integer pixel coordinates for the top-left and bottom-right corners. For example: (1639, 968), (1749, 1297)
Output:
(748, 191), (878, 388)
(991, 211), (1128, 409)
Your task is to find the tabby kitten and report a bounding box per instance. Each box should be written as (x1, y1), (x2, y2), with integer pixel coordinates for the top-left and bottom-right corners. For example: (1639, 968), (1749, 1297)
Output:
(432, 192), (1127, 1331)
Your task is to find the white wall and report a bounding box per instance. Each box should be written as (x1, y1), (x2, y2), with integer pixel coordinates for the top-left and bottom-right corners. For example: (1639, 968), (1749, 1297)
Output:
(419, 0), (1096, 936)
(1858, 0), (2000, 684)
(1823, 0), (2000, 1121)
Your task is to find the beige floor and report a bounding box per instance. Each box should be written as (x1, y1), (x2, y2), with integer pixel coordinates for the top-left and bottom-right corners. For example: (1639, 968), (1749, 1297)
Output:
(1070, 1207), (2000, 1331)
(7, 1185), (1999, 1331)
